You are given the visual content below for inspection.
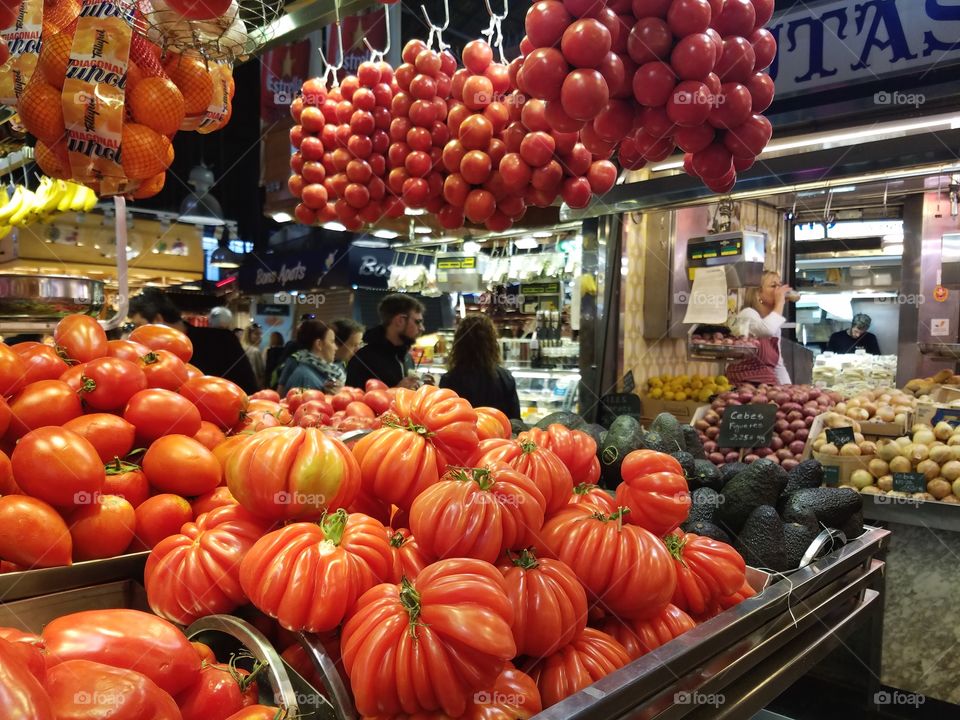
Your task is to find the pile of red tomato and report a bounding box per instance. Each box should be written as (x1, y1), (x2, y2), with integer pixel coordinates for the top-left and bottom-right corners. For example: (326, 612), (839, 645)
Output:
(0, 607), (284, 719)
(288, 0), (777, 231)
(0, 312), (759, 716)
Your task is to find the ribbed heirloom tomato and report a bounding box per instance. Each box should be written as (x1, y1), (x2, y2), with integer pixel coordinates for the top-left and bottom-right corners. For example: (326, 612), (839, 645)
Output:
(527, 627), (631, 708)
(226, 426), (360, 520)
(351, 422), (445, 511)
(45, 660), (181, 720)
(410, 464), (546, 563)
(43, 609), (201, 695)
(240, 510), (393, 632)
(476, 436), (574, 515)
(341, 558), (517, 717)
(499, 548), (588, 657)
(523, 424), (601, 484)
(389, 385), (479, 464)
(615, 449), (691, 535)
(475, 405), (512, 440)
(386, 527), (428, 583)
(665, 530), (747, 616)
(600, 603), (696, 660)
(568, 482), (618, 514)
(145, 504), (273, 625)
(535, 504), (676, 619)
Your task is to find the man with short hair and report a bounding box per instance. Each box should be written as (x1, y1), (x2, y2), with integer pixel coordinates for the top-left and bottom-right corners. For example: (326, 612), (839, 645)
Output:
(346, 294), (425, 389)
(828, 313), (881, 355)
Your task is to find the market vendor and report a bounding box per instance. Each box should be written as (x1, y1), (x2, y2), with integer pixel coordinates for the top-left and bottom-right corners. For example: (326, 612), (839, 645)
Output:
(725, 270), (793, 385)
(828, 313), (881, 355)
(346, 294), (424, 389)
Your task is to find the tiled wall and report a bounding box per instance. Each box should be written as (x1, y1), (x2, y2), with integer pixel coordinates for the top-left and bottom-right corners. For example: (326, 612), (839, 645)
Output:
(621, 201), (783, 388)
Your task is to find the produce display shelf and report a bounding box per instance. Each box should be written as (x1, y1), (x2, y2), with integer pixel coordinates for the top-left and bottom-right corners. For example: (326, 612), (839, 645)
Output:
(861, 493), (960, 533)
(0, 551), (148, 602)
(688, 343), (759, 361)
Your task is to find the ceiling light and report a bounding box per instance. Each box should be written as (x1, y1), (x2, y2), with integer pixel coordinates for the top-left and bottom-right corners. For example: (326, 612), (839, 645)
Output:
(181, 283), (202, 291)
(210, 225), (242, 269)
(323, 222), (347, 232)
(414, 226), (432, 234)
(463, 241), (481, 254)
(532, 230), (553, 238)
(832, 186), (857, 193)
(352, 238), (390, 248)
(514, 237), (539, 250)
(372, 229), (399, 239)
(404, 207), (426, 216)
(272, 212), (293, 223)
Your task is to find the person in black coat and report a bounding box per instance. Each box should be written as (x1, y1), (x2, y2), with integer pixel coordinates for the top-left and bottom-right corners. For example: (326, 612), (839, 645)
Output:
(828, 313), (881, 355)
(127, 290), (258, 394)
(440, 314), (521, 419)
(346, 294), (425, 389)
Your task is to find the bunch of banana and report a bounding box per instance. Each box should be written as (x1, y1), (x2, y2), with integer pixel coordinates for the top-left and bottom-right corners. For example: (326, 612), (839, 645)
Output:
(0, 178), (99, 231)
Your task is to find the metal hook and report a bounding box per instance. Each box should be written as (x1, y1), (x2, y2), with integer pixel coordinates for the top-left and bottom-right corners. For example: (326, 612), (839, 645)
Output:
(362, 3), (391, 60)
(421, 0), (450, 50)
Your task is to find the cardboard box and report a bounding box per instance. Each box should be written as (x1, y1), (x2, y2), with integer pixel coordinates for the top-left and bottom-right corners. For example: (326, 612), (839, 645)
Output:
(640, 396), (707, 426)
(916, 385), (960, 425)
(859, 412), (913, 438)
(811, 452), (875, 487)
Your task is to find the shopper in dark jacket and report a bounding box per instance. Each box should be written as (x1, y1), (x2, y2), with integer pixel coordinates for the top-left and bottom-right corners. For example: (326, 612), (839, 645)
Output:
(128, 290), (258, 394)
(440, 314), (521, 419)
(828, 313), (881, 355)
(346, 295), (424, 389)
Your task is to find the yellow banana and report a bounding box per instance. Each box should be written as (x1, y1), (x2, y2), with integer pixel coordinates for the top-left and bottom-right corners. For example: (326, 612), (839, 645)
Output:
(57, 183), (79, 214)
(81, 186), (98, 212)
(29, 178), (51, 219)
(0, 186), (24, 225)
(41, 179), (67, 215)
(10, 189), (36, 226)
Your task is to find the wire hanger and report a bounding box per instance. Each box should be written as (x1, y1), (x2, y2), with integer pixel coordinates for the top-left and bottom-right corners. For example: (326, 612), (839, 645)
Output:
(362, 3), (391, 61)
(481, 0), (509, 64)
(323, 0), (344, 87)
(421, 0), (450, 53)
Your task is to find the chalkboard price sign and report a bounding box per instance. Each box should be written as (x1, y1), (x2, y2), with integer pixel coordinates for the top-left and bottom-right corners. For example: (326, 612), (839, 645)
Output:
(718, 404), (777, 448)
(893, 472), (927, 494)
(825, 426), (856, 447)
(598, 393), (642, 428)
(932, 408), (960, 426)
(822, 465), (840, 487)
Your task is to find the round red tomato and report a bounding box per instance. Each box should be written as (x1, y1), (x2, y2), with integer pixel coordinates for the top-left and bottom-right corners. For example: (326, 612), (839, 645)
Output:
(0, 495), (72, 568)
(476, 437), (574, 515)
(129, 324), (193, 362)
(352, 424), (445, 512)
(66, 494), (136, 561)
(133, 493), (194, 550)
(0, 449), (17, 495)
(43, 608), (201, 695)
(529, 627), (630, 707)
(143, 434), (222, 497)
(58, 362), (86, 393)
(342, 558), (516, 717)
(63, 413), (136, 464)
(362, 389), (390, 415)
(140, 349), (189, 391)
(364, 379), (388, 392)
(12, 427), (105, 508)
(499, 549), (587, 657)
(146, 504), (272, 625)
(410, 464), (546, 563)
(535, 504), (676, 619)
(106, 338), (150, 362)
(176, 661), (260, 720)
(7, 379), (81, 439)
(179, 376), (248, 430)
(193, 420), (226, 450)
(226, 427), (360, 520)
(0, 343), (26, 396)
(191, 486), (238, 517)
(240, 510), (393, 632)
(124, 388), (202, 443)
(344, 400), (375, 419)
(600, 603), (696, 660)
(77, 356), (147, 411)
(103, 462), (150, 508)
(53, 315), (108, 363)
(614, 450), (691, 535)
(15, 344), (68, 384)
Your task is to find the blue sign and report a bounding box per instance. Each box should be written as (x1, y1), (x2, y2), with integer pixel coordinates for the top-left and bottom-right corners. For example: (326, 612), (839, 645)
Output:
(769, 0), (960, 98)
(238, 248), (348, 293)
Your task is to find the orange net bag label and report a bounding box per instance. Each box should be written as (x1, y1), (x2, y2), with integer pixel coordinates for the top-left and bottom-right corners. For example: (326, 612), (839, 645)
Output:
(61, 0), (136, 195)
(0, 0), (44, 106)
(198, 59), (232, 135)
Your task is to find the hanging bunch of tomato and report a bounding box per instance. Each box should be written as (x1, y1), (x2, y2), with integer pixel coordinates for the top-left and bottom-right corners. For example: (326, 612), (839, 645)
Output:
(1, 0), (235, 199)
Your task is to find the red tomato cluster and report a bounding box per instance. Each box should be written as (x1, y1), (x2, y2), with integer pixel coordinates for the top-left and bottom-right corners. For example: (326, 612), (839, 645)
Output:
(0, 608), (282, 719)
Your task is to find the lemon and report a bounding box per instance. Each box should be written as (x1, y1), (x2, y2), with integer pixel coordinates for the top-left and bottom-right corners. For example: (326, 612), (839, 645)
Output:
(650, 388), (663, 399)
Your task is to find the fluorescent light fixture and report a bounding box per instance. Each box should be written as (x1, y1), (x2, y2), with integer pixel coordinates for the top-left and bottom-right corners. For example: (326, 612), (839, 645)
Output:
(181, 283), (202, 290)
(272, 212), (293, 222)
(352, 238), (390, 248)
(651, 112), (960, 172)
(882, 243), (904, 255)
(462, 241), (481, 253)
(514, 237), (539, 250)
(404, 207), (426, 216)
(371, 229), (399, 239)
(323, 222), (347, 232)
(831, 186), (857, 193)
(532, 230), (553, 238)
(414, 226), (432, 234)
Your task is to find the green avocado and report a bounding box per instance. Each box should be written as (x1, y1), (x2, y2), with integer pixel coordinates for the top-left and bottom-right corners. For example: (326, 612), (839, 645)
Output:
(735, 505), (788, 572)
(715, 460), (788, 533)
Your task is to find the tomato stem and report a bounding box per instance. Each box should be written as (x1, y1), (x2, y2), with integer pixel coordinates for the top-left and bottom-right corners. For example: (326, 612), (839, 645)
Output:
(448, 467), (494, 491)
(518, 439), (537, 455)
(399, 577), (424, 639)
(509, 547), (539, 570)
(389, 530), (407, 548)
(573, 482), (596, 495)
(320, 509), (349, 546)
(142, 351), (159, 365)
(104, 456), (141, 475)
(79, 376), (96, 394)
(663, 532), (689, 566)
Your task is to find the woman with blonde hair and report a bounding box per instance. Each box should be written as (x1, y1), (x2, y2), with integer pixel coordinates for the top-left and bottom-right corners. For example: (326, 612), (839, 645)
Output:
(439, 314), (521, 418)
(725, 270), (794, 385)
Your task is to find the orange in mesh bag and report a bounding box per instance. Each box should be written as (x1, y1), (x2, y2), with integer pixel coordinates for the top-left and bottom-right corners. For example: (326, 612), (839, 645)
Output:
(42, 0), (81, 35)
(120, 122), (171, 180)
(164, 52), (213, 116)
(35, 139), (71, 180)
(18, 78), (64, 145)
(36, 28), (74, 90)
